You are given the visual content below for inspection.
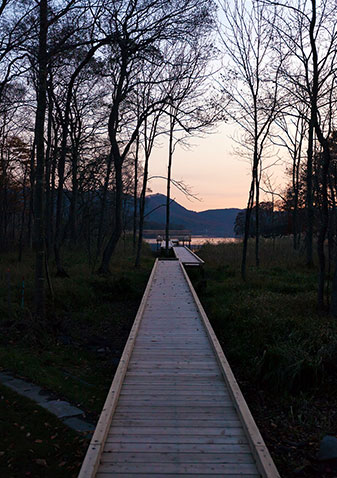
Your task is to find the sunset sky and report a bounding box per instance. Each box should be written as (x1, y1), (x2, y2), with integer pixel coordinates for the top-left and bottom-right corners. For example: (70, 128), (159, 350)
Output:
(148, 123), (286, 213)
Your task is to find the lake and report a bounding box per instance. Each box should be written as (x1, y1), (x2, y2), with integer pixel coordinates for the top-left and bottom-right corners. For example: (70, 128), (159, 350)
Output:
(145, 237), (240, 250)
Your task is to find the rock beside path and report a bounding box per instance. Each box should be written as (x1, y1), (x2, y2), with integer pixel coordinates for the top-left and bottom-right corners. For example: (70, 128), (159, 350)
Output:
(318, 435), (337, 461)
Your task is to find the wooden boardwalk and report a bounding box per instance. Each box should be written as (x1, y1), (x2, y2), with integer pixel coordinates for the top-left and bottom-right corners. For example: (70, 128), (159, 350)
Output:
(79, 259), (279, 478)
(173, 245), (204, 266)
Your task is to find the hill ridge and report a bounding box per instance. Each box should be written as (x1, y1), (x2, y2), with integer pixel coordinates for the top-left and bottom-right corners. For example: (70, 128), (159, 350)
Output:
(144, 193), (242, 237)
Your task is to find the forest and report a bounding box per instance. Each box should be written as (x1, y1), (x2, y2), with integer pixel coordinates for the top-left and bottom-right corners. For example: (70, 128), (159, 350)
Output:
(1, 0), (337, 476)
(0, 0), (337, 314)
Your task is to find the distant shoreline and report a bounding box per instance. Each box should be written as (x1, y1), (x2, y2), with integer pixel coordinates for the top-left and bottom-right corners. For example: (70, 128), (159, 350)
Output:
(144, 237), (241, 247)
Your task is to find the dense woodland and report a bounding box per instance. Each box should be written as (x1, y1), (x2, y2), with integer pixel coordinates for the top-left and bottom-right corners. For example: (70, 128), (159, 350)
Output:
(0, 0), (218, 319)
(1, 0), (337, 319)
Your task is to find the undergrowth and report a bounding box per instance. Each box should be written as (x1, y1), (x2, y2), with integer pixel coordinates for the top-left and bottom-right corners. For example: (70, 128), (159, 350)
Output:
(0, 238), (154, 413)
(192, 238), (337, 395)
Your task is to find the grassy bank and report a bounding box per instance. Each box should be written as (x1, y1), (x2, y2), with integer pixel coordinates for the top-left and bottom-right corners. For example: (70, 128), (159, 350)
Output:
(190, 238), (337, 477)
(0, 240), (154, 476)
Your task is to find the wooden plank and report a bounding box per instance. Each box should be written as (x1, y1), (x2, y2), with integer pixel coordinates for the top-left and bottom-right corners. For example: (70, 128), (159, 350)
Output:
(100, 451), (254, 464)
(126, 366), (220, 373)
(109, 419), (241, 428)
(96, 462), (258, 474)
(96, 474), (260, 478)
(78, 260), (159, 478)
(124, 372), (222, 377)
(119, 389), (228, 395)
(108, 427), (245, 436)
(113, 412), (238, 420)
(105, 434), (248, 444)
(102, 442), (251, 454)
(115, 405), (236, 414)
(120, 389), (228, 396)
(123, 380), (225, 386)
(130, 350), (213, 355)
(128, 360), (216, 365)
(121, 380), (225, 386)
(118, 400), (231, 407)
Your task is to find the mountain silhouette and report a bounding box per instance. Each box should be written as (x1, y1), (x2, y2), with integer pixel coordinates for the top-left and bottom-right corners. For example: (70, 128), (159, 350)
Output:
(144, 193), (241, 237)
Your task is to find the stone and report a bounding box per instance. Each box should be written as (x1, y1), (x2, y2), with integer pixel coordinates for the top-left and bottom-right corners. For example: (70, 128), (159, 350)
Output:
(0, 370), (94, 432)
(0, 371), (14, 383)
(41, 400), (83, 418)
(318, 435), (337, 461)
(62, 416), (95, 434)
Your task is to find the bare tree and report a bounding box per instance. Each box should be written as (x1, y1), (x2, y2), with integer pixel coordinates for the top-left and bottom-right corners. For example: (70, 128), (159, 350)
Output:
(219, 0), (283, 279)
(271, 108), (307, 250)
(98, 0), (216, 274)
(263, 0), (337, 309)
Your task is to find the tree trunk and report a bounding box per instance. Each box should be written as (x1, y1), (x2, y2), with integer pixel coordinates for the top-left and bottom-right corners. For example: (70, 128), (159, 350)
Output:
(255, 172), (260, 267)
(306, 120), (314, 267)
(18, 162), (28, 262)
(135, 151), (150, 268)
(133, 134), (139, 253)
(98, 157), (123, 274)
(54, 46), (101, 275)
(45, 81), (53, 255)
(27, 141), (35, 248)
(68, 144), (79, 244)
(241, 177), (254, 280)
(33, 0), (48, 318)
(96, 149), (113, 261)
(165, 118), (174, 256)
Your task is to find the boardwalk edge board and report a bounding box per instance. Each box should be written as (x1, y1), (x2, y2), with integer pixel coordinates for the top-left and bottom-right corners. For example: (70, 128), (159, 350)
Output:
(78, 259), (159, 478)
(179, 261), (280, 478)
(184, 245), (205, 264)
(173, 245), (205, 266)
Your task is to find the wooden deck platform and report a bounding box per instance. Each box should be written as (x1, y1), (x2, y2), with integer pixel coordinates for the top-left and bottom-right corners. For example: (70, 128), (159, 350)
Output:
(79, 259), (279, 478)
(173, 245), (204, 266)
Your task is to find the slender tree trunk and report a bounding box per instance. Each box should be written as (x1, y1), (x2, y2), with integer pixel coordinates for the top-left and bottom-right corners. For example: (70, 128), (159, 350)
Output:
(292, 150), (299, 250)
(317, 146), (330, 309)
(241, 177), (255, 280)
(165, 118), (174, 256)
(255, 171), (260, 267)
(133, 134), (139, 253)
(18, 163), (28, 262)
(45, 82), (53, 255)
(28, 141), (35, 248)
(306, 120), (314, 266)
(69, 146), (79, 243)
(96, 149), (113, 260)
(99, 157), (123, 274)
(34, 0), (48, 318)
(54, 107), (69, 275)
(54, 45), (104, 275)
(135, 151), (150, 268)
(48, 141), (56, 251)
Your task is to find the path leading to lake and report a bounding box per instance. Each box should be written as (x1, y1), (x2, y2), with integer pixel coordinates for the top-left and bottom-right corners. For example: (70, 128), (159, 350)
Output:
(79, 258), (279, 477)
(173, 245), (205, 266)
